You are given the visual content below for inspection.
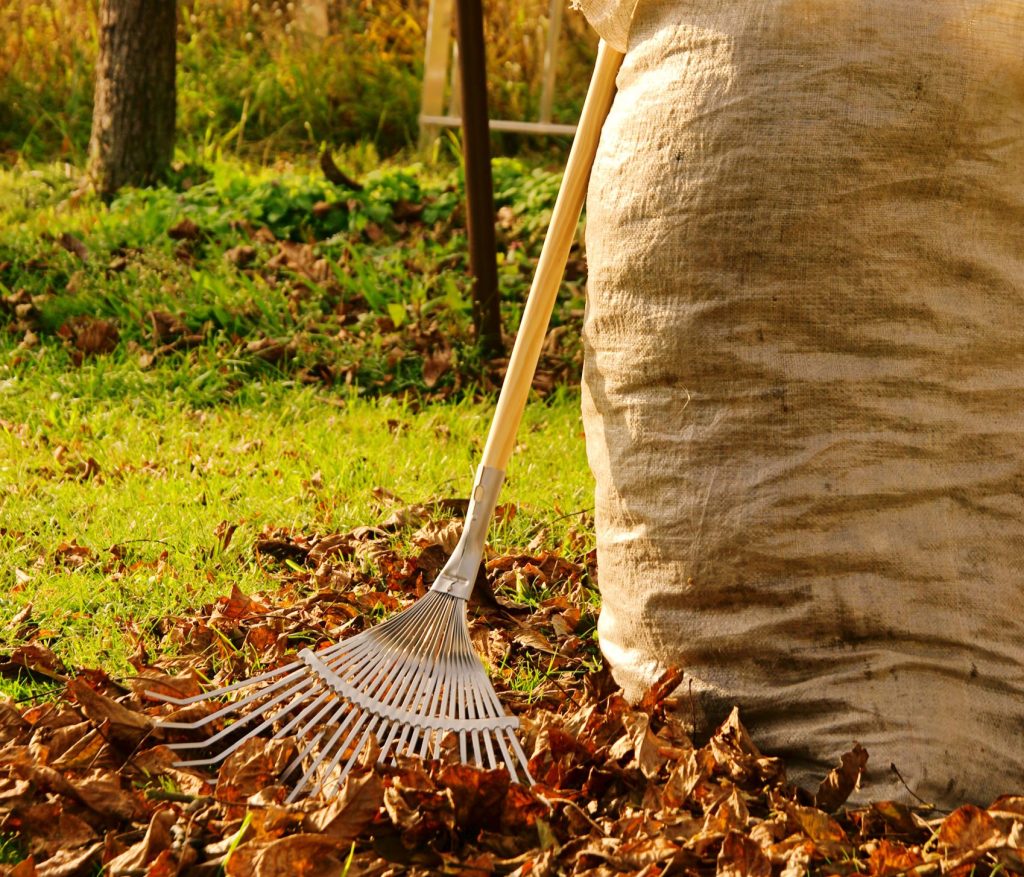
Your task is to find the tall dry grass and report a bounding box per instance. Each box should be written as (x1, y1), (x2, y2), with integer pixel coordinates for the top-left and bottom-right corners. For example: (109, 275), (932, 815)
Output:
(0, 0), (596, 164)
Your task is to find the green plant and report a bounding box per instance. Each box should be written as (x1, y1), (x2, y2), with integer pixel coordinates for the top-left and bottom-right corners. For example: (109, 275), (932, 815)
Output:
(0, 832), (25, 866)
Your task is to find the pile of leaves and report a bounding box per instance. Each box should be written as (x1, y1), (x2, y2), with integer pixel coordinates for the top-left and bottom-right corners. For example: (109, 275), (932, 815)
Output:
(2, 516), (1024, 876)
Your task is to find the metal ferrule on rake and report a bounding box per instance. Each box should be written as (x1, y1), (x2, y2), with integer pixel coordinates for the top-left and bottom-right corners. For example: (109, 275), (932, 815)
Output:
(146, 42), (624, 801)
(429, 465), (504, 601)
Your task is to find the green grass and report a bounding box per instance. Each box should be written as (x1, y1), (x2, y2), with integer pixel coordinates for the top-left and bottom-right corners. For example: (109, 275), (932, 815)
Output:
(0, 155), (577, 402)
(0, 152), (593, 687)
(0, 831), (25, 866)
(0, 376), (591, 674)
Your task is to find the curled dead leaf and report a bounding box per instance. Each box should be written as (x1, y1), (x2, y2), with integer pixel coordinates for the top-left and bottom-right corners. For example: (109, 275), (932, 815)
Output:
(815, 742), (869, 812)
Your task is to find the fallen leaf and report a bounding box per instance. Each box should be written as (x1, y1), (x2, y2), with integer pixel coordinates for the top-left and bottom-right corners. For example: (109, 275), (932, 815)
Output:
(103, 809), (176, 874)
(621, 711), (668, 779)
(717, 831), (772, 877)
(66, 678), (152, 746)
(167, 217), (201, 240)
(215, 737), (299, 804)
(241, 834), (346, 877)
(34, 842), (104, 877)
(303, 768), (383, 842)
(938, 805), (1004, 859)
(57, 232), (89, 262)
(867, 839), (925, 877)
(815, 743), (869, 812)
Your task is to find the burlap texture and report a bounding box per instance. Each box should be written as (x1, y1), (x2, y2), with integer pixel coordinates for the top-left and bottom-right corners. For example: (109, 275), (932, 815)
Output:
(581, 0), (1024, 806)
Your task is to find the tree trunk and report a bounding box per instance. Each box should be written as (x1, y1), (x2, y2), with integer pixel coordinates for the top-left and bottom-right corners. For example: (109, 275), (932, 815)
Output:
(454, 0), (503, 357)
(88, 0), (177, 197)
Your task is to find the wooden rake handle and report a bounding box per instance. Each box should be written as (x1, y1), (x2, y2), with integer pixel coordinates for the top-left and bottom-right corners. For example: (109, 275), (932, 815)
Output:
(480, 41), (624, 471)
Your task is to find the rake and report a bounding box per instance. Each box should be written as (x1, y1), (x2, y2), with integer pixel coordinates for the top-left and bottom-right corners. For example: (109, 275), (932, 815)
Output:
(149, 42), (623, 801)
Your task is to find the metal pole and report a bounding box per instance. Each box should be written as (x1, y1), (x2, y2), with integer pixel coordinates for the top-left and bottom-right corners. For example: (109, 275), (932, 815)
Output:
(454, 0), (503, 357)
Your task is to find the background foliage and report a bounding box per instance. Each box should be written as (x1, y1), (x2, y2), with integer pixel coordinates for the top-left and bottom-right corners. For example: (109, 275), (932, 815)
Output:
(0, 0), (597, 164)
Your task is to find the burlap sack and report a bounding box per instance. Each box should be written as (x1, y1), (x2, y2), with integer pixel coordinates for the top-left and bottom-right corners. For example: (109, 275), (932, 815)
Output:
(580, 0), (1024, 806)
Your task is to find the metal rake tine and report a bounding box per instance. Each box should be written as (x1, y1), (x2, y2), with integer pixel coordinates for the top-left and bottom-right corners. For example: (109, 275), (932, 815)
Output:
(470, 729), (483, 768)
(376, 718), (402, 763)
(385, 609), (458, 763)
(292, 710), (372, 803)
(269, 688), (333, 741)
(147, 661), (299, 707)
(286, 706), (366, 803)
(280, 698), (349, 785)
(389, 723), (414, 763)
(507, 728), (534, 783)
(467, 654), (504, 719)
(418, 727), (435, 760)
(149, 636), (355, 707)
(336, 594), (450, 709)
(167, 676), (320, 753)
(482, 727), (498, 769)
(321, 717), (383, 799)
(318, 595), (441, 696)
(390, 597), (459, 721)
(158, 665), (317, 730)
(491, 728), (519, 783)
(318, 599), (427, 674)
(405, 726), (424, 761)
(356, 594), (449, 713)
(170, 678), (326, 767)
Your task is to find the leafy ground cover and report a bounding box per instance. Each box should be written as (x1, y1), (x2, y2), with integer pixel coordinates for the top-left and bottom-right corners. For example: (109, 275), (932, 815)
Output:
(3, 568), (1023, 877)
(3, 158), (1023, 875)
(0, 382), (592, 676)
(0, 154), (583, 402)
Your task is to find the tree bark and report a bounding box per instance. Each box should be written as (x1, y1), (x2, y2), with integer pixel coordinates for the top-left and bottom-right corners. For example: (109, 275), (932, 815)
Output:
(454, 0), (503, 357)
(88, 0), (177, 197)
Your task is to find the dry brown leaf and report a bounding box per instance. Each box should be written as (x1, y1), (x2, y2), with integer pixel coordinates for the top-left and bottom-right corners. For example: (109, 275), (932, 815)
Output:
(57, 316), (119, 356)
(815, 742), (869, 812)
(242, 834), (346, 877)
(718, 831), (772, 877)
(421, 349), (451, 388)
(0, 701), (29, 745)
(785, 802), (849, 855)
(938, 804), (1004, 862)
(436, 764), (511, 834)
(14, 802), (98, 857)
(412, 519), (463, 554)
(621, 711), (668, 779)
(215, 737), (299, 804)
(66, 678), (152, 746)
(167, 217), (201, 240)
(67, 769), (143, 820)
(304, 768), (383, 842)
(103, 809), (177, 875)
(33, 842), (104, 877)
(662, 749), (712, 808)
(867, 839), (925, 877)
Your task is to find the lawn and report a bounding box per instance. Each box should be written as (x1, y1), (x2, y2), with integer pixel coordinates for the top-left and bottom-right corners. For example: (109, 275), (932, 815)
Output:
(0, 378), (592, 675)
(0, 152), (594, 678)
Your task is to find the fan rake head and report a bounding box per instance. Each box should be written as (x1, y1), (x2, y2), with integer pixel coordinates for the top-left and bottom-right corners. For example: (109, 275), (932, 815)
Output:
(150, 589), (533, 801)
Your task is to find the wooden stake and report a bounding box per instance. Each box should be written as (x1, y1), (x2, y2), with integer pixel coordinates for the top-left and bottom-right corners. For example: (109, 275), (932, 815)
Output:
(454, 0), (503, 357)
